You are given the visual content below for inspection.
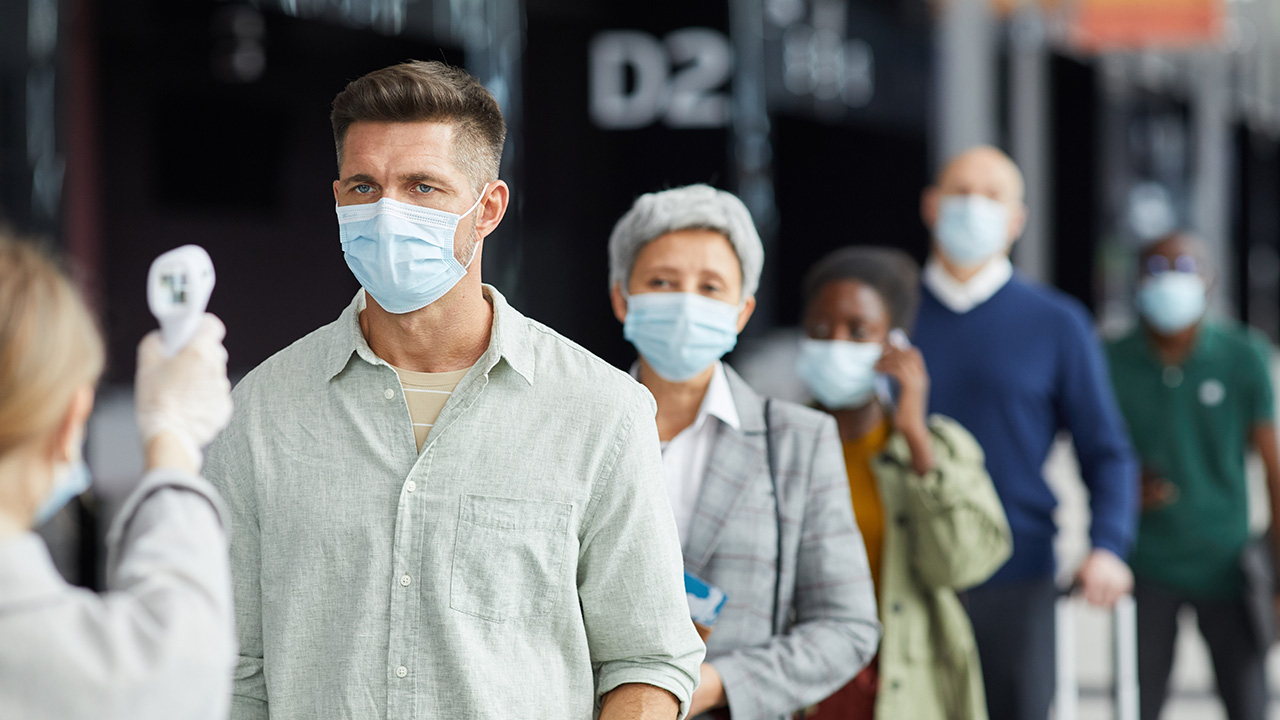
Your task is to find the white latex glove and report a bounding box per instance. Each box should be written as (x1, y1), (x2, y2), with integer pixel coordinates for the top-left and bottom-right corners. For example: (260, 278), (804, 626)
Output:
(136, 313), (233, 468)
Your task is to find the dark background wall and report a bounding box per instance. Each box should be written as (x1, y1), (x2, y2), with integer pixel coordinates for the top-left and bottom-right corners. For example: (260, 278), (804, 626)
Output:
(96, 1), (462, 382)
(87, 0), (933, 379)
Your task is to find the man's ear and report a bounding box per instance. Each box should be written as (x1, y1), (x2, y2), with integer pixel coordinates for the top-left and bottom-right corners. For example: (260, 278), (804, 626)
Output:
(1008, 202), (1028, 243)
(921, 186), (940, 230)
(736, 295), (757, 333)
(333, 179), (341, 204)
(610, 284), (628, 324)
(474, 181), (510, 241)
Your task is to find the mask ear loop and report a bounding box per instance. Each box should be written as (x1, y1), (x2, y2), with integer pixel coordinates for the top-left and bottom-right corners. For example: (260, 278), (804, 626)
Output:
(459, 182), (492, 270)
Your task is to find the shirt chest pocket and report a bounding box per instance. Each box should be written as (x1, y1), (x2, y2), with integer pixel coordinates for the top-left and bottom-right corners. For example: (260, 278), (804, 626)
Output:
(450, 494), (573, 623)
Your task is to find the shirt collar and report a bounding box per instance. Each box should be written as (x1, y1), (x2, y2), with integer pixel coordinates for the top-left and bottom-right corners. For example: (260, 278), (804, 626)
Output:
(0, 532), (69, 608)
(701, 361), (741, 431)
(325, 285), (534, 385)
(1136, 319), (1216, 368)
(628, 360), (742, 432)
(922, 255), (1013, 313)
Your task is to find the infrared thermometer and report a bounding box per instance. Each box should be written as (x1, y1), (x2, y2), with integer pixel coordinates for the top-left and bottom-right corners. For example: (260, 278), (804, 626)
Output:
(147, 245), (215, 356)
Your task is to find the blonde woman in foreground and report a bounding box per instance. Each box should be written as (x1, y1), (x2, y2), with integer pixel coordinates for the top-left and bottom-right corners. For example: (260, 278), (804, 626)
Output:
(0, 232), (235, 719)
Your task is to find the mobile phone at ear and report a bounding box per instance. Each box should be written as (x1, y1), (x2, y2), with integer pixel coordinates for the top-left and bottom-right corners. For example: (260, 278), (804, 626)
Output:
(875, 328), (910, 407)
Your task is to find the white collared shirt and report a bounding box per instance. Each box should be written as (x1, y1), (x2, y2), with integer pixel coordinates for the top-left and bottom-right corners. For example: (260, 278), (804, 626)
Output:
(658, 361), (741, 546)
(923, 255), (1014, 313)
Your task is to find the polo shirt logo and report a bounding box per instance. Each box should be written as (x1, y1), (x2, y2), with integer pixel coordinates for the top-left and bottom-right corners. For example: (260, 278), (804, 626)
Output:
(1199, 379), (1226, 407)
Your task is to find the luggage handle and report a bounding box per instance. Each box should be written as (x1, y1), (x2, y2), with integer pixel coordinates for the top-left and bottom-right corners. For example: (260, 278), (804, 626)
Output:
(1054, 587), (1138, 720)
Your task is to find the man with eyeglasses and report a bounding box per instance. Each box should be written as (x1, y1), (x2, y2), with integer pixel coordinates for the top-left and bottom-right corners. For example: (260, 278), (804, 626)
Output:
(1105, 231), (1280, 720)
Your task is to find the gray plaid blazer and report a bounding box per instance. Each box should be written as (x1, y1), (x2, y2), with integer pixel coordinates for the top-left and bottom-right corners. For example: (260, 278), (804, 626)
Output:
(690, 365), (881, 720)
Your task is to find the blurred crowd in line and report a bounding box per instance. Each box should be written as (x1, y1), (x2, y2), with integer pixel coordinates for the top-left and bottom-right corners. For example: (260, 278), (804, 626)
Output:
(1, 59), (1276, 720)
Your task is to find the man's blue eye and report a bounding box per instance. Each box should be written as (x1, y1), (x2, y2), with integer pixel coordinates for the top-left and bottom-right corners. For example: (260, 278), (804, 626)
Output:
(416, 184), (434, 194)
(354, 184), (373, 194)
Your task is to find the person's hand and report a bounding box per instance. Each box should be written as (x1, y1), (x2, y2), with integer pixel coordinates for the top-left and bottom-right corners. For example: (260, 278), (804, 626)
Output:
(136, 313), (233, 471)
(1074, 548), (1134, 608)
(876, 331), (935, 473)
(875, 332), (930, 437)
(1140, 468), (1179, 512)
(687, 663), (726, 717)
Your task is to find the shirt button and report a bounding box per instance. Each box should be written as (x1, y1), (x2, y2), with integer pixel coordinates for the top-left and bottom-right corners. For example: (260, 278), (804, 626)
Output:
(400, 575), (412, 587)
(406, 480), (417, 493)
(396, 666), (408, 678)
(384, 388), (395, 400)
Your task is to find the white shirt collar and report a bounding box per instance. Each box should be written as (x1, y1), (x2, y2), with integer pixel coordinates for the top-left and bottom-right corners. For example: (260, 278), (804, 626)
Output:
(699, 361), (741, 432)
(629, 360), (741, 433)
(923, 255), (1014, 313)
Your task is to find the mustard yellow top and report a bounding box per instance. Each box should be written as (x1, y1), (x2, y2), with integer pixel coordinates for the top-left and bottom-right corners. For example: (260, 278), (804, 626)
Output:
(842, 419), (891, 594)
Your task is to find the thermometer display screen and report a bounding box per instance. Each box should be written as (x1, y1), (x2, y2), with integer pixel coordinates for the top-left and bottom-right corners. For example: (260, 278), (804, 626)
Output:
(160, 271), (189, 306)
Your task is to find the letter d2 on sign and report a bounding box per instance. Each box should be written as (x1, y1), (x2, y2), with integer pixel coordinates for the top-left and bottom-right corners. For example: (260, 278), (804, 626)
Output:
(589, 28), (734, 130)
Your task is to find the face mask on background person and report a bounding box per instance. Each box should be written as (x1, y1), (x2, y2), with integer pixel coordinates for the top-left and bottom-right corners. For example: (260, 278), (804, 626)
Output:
(32, 438), (90, 526)
(796, 338), (884, 410)
(934, 194), (1011, 267)
(623, 292), (741, 382)
(1136, 271), (1207, 334)
(337, 186), (488, 314)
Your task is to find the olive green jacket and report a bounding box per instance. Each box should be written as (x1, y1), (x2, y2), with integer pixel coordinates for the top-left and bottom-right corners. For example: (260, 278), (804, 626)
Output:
(870, 415), (1012, 720)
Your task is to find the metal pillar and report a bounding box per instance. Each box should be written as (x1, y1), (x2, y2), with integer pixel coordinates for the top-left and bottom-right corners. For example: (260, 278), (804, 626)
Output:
(1009, 5), (1052, 283)
(729, 0), (777, 327)
(459, 0), (525, 300)
(934, 0), (998, 169)
(1192, 50), (1234, 315)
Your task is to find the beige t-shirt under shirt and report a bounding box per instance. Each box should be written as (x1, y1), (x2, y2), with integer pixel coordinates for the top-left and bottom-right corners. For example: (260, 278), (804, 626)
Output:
(391, 365), (470, 451)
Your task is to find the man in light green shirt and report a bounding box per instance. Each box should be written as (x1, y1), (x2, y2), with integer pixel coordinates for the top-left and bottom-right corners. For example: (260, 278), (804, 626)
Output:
(204, 60), (704, 720)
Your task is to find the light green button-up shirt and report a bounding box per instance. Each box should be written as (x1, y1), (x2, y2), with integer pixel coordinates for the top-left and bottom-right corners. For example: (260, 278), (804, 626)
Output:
(205, 287), (704, 720)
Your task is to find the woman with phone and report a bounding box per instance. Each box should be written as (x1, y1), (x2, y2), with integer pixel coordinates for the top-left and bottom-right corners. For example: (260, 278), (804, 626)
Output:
(797, 246), (1011, 720)
(0, 233), (235, 719)
(607, 185), (881, 719)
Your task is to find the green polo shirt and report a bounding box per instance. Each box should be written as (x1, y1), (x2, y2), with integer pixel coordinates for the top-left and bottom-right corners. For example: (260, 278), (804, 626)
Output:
(1106, 321), (1274, 599)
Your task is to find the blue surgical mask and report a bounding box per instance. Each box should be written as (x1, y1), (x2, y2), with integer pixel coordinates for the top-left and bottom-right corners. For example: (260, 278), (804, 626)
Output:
(1137, 271), (1206, 334)
(33, 443), (90, 527)
(796, 338), (884, 410)
(337, 188), (487, 314)
(934, 194), (1011, 267)
(624, 292), (741, 382)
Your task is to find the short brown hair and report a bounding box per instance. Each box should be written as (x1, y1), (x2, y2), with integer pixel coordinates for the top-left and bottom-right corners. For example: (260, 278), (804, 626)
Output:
(330, 60), (506, 192)
(0, 231), (105, 456)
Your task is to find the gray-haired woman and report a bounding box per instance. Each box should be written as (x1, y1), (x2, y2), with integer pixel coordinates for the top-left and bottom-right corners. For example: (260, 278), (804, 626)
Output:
(607, 184), (881, 719)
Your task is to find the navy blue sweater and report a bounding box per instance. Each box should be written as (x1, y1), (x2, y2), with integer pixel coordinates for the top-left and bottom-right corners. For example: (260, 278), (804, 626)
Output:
(914, 275), (1138, 583)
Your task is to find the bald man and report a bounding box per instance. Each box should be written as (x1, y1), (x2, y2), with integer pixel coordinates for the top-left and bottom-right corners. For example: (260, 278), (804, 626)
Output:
(1106, 233), (1279, 720)
(911, 146), (1138, 720)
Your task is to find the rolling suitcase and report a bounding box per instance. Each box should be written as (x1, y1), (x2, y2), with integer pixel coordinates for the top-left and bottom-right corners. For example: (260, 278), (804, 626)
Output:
(1054, 592), (1139, 720)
